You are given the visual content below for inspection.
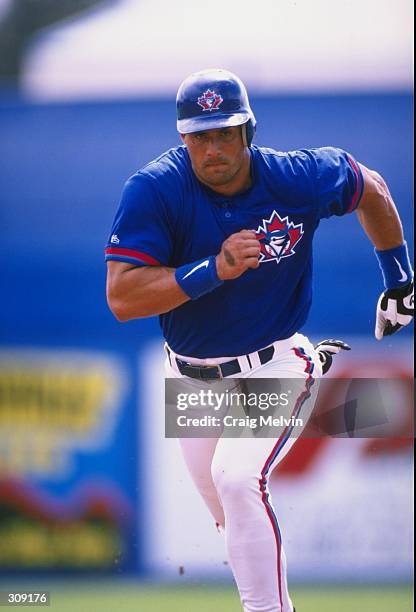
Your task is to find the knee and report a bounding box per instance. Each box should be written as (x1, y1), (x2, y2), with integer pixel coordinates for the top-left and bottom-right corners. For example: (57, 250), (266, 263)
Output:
(211, 461), (256, 504)
(210, 459), (225, 493)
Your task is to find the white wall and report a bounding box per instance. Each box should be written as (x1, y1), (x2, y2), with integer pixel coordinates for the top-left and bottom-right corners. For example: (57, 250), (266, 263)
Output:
(22, 0), (413, 100)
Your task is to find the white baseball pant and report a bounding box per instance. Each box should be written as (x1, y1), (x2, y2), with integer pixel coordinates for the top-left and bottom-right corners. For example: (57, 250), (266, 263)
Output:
(165, 333), (322, 612)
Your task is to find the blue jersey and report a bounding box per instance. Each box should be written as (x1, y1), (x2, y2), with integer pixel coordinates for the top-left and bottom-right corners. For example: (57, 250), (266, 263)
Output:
(105, 145), (363, 357)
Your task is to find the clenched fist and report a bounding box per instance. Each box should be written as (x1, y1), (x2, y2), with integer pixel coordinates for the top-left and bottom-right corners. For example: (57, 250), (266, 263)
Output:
(216, 230), (261, 280)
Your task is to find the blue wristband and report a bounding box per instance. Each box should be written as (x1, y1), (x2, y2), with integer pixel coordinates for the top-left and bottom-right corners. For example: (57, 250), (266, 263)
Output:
(175, 256), (224, 300)
(375, 242), (413, 289)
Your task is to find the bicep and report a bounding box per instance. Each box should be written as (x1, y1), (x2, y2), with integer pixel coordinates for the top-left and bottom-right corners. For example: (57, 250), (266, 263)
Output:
(106, 260), (186, 320)
(106, 260), (175, 295)
(107, 259), (138, 286)
(107, 259), (138, 280)
(356, 163), (390, 212)
(106, 260), (150, 300)
(355, 163), (403, 249)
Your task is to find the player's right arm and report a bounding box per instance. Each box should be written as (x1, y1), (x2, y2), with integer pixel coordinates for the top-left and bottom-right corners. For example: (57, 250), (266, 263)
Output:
(106, 230), (260, 321)
(106, 261), (189, 320)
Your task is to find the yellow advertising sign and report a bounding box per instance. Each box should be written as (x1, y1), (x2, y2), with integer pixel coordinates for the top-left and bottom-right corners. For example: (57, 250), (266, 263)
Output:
(0, 350), (126, 478)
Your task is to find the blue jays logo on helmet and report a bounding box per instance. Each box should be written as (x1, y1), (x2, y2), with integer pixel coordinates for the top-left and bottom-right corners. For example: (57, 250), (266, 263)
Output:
(256, 211), (304, 264)
(197, 89), (223, 112)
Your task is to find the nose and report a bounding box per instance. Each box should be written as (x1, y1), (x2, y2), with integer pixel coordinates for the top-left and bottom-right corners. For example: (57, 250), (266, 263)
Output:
(205, 135), (222, 158)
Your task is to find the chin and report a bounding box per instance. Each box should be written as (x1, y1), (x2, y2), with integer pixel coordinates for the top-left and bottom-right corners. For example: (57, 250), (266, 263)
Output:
(203, 168), (234, 186)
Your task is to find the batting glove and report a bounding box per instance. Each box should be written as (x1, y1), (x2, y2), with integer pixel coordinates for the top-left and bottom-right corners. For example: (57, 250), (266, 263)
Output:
(314, 339), (351, 375)
(375, 280), (414, 340)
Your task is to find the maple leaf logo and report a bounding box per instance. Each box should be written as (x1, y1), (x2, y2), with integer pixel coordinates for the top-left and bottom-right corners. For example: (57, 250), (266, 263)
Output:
(197, 89), (223, 112)
(256, 210), (304, 264)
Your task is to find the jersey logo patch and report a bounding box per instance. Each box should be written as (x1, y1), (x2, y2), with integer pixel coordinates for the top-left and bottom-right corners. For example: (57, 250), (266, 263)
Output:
(197, 89), (223, 112)
(256, 210), (304, 264)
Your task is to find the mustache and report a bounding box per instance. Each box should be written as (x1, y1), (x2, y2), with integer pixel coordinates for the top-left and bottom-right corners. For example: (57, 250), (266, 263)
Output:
(203, 159), (228, 167)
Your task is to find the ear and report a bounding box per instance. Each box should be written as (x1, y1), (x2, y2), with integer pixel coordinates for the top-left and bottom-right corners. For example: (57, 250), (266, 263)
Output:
(180, 134), (186, 143)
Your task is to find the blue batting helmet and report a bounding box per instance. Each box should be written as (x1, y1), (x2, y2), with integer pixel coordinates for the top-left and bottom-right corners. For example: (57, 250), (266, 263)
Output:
(176, 68), (256, 146)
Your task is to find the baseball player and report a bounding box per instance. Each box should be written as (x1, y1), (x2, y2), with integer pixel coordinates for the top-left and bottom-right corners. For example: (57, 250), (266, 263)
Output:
(105, 69), (414, 612)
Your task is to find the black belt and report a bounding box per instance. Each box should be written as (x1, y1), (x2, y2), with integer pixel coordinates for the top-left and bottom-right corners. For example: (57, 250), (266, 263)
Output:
(169, 345), (275, 381)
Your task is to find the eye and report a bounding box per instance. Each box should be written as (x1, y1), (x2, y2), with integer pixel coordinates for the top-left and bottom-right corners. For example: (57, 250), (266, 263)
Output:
(220, 130), (234, 142)
(192, 133), (206, 144)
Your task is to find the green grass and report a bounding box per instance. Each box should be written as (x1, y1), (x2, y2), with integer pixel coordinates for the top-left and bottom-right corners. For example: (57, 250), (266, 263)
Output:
(1, 584), (413, 612)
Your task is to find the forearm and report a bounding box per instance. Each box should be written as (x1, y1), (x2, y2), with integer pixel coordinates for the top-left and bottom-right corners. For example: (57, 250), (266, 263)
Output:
(107, 231), (259, 322)
(107, 263), (190, 320)
(355, 163), (413, 294)
(356, 165), (404, 250)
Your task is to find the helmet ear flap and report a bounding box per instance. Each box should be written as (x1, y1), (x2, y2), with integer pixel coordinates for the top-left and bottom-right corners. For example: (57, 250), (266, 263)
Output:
(242, 120), (256, 147)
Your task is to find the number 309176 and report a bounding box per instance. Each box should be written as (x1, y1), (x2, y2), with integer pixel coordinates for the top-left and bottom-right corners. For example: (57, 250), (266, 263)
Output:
(0, 592), (50, 606)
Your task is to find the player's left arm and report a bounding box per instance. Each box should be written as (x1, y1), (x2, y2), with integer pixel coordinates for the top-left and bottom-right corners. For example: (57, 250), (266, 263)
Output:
(355, 163), (414, 339)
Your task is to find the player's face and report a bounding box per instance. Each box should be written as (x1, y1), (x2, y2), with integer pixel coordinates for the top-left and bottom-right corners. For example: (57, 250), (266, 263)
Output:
(181, 126), (251, 195)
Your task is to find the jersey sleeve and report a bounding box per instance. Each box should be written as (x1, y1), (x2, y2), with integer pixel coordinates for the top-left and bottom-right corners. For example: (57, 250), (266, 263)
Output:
(105, 173), (174, 266)
(311, 147), (364, 219)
